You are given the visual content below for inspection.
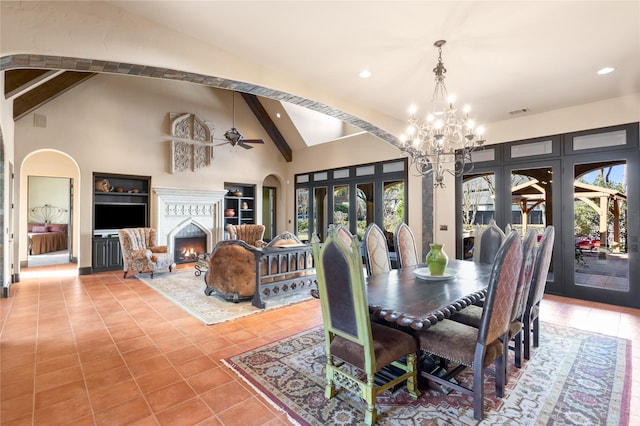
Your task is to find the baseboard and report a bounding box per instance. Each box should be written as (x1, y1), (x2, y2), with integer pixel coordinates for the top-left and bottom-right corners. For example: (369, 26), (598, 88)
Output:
(78, 267), (93, 275)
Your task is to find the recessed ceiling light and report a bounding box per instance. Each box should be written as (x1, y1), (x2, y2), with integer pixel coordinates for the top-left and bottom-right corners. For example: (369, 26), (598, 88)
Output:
(359, 69), (372, 79)
(276, 112), (281, 118)
(597, 67), (615, 75)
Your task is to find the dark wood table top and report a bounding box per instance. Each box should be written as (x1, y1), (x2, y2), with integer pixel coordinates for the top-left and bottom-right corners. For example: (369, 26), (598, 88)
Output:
(366, 259), (494, 330)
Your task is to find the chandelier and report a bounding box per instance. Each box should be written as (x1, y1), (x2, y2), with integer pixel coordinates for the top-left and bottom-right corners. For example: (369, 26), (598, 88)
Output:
(400, 40), (485, 188)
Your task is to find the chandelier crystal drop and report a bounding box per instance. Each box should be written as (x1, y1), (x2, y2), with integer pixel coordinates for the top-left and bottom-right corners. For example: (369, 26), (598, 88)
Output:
(400, 40), (486, 188)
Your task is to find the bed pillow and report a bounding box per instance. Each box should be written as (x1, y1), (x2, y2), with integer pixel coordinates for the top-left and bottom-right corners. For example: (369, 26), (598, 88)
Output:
(31, 225), (47, 233)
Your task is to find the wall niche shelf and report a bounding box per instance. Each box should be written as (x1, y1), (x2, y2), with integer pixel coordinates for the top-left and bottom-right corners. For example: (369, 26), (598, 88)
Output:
(92, 172), (151, 272)
(224, 183), (256, 233)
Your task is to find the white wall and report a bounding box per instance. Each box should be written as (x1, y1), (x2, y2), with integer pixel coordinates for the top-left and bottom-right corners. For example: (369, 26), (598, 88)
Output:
(0, 70), (16, 289)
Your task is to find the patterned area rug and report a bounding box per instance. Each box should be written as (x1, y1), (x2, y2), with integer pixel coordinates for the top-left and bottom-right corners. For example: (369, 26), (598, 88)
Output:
(223, 323), (631, 425)
(137, 270), (312, 325)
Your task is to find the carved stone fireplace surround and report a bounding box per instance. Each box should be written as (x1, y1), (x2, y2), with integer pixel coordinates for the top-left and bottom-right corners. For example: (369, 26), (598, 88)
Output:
(153, 187), (228, 256)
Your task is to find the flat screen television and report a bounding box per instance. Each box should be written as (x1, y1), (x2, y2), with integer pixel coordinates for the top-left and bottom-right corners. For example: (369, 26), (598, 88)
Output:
(94, 202), (148, 234)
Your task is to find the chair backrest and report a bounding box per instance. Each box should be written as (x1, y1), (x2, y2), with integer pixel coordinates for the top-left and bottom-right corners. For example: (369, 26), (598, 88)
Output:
(474, 221), (506, 264)
(312, 225), (374, 366)
(478, 231), (523, 345)
(526, 226), (555, 312)
(266, 231), (302, 248)
(362, 223), (392, 276)
(332, 224), (354, 247)
(394, 222), (419, 268)
(118, 227), (155, 251)
(227, 224), (265, 246)
(511, 229), (538, 322)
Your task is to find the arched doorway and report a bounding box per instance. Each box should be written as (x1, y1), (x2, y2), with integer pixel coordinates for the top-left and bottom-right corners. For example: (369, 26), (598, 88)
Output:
(20, 150), (80, 269)
(262, 174), (283, 241)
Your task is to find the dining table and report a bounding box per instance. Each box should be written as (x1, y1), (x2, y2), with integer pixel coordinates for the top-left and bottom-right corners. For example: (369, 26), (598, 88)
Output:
(366, 259), (494, 330)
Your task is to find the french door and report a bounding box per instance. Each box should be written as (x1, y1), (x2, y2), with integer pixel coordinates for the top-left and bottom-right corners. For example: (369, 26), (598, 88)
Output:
(561, 127), (639, 307)
(457, 122), (639, 308)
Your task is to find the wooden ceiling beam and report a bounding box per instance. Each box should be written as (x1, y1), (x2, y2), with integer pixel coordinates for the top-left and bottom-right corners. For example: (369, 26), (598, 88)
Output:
(13, 71), (96, 121)
(240, 92), (293, 162)
(4, 69), (62, 99)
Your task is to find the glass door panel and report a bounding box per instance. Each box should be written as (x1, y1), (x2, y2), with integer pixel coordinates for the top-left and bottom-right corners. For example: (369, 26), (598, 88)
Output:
(356, 183), (374, 239)
(511, 166), (554, 284)
(382, 180), (405, 234)
(314, 187), (328, 242)
(572, 162), (628, 293)
(333, 185), (349, 229)
(461, 173), (496, 259)
(295, 188), (309, 242)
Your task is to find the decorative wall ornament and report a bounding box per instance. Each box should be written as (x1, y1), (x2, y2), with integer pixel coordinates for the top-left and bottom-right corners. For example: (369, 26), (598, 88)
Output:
(169, 113), (214, 173)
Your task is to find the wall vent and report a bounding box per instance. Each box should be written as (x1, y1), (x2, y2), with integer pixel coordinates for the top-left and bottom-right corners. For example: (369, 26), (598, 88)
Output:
(509, 108), (530, 115)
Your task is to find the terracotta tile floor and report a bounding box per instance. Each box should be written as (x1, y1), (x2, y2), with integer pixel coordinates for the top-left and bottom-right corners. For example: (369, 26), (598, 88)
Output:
(1, 263), (639, 425)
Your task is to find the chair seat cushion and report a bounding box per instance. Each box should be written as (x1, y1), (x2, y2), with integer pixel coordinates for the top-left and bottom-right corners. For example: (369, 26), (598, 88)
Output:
(331, 322), (417, 372)
(415, 319), (503, 368)
(450, 304), (483, 328)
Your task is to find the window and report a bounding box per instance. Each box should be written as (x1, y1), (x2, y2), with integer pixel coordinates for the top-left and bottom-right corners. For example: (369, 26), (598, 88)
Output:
(295, 159), (408, 242)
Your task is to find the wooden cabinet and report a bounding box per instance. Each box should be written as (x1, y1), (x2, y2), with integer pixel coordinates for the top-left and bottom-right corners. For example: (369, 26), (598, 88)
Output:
(92, 172), (151, 271)
(224, 183), (256, 231)
(92, 236), (123, 271)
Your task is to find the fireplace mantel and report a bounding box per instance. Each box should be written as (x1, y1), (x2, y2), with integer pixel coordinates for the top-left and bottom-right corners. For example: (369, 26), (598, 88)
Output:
(152, 187), (227, 254)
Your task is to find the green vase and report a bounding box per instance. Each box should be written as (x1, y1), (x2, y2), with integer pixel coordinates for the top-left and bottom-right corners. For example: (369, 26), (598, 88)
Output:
(426, 243), (449, 276)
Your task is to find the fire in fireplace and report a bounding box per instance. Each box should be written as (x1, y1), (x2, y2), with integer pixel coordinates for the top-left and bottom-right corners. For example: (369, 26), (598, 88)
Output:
(174, 224), (207, 264)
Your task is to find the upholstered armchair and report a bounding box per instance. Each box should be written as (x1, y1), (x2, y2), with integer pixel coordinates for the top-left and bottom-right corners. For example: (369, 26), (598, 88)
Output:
(226, 224), (266, 247)
(117, 228), (175, 279)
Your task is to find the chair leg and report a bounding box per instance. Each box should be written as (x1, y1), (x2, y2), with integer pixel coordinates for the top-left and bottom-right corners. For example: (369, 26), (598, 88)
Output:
(150, 271), (154, 279)
(523, 316), (532, 360)
(363, 376), (377, 426)
(123, 271), (128, 279)
(533, 316), (540, 347)
(472, 363), (484, 421)
(514, 331), (523, 369)
(406, 352), (420, 398)
(495, 356), (505, 403)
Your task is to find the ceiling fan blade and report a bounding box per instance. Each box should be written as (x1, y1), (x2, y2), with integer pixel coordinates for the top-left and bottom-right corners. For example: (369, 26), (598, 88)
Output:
(241, 139), (265, 144)
(237, 142), (254, 150)
(212, 140), (231, 147)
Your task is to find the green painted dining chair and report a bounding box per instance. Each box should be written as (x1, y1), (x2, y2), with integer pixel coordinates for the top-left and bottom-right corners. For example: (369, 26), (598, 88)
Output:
(311, 225), (420, 425)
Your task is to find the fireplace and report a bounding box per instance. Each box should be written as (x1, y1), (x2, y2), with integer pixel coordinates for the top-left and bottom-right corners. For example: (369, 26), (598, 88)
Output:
(153, 187), (227, 255)
(174, 223), (207, 264)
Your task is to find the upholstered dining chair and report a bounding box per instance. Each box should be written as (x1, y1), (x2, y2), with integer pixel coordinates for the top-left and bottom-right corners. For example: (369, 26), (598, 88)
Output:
(118, 227), (175, 279)
(394, 222), (420, 268)
(226, 223), (266, 247)
(474, 220), (506, 264)
(362, 223), (392, 276)
(413, 230), (523, 421)
(311, 225), (420, 425)
(524, 225), (555, 360)
(451, 229), (537, 376)
(333, 224), (355, 247)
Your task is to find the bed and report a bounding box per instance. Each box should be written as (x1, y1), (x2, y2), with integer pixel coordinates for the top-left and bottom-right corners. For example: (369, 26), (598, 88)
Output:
(28, 223), (68, 255)
(27, 204), (69, 255)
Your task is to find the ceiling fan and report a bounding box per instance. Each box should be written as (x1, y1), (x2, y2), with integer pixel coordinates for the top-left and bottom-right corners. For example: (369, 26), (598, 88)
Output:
(214, 92), (265, 150)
